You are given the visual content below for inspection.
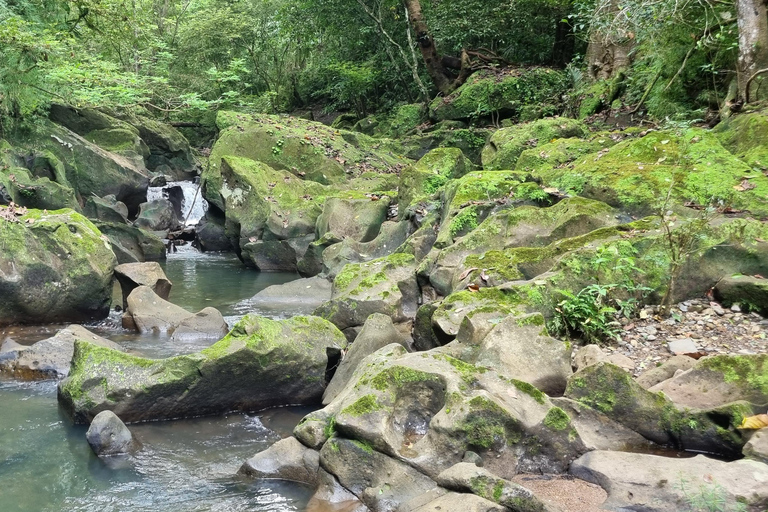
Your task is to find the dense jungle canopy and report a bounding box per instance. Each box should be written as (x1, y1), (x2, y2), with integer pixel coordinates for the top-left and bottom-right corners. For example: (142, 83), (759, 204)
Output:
(1, 0), (767, 131)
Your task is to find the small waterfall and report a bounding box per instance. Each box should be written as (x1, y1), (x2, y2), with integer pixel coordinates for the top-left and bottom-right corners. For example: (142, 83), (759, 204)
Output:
(146, 180), (208, 226)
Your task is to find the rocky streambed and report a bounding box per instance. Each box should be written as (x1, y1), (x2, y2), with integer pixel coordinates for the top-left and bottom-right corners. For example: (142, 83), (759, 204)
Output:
(2, 98), (768, 512)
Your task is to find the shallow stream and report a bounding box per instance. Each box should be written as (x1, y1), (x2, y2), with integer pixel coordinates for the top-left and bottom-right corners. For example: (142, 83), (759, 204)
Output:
(0, 249), (314, 512)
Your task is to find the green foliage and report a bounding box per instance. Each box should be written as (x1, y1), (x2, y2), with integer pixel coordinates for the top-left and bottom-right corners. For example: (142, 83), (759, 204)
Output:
(676, 476), (748, 512)
(551, 284), (620, 344)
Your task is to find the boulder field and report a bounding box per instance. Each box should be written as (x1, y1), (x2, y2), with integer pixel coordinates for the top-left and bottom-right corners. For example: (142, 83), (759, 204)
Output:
(18, 99), (768, 511)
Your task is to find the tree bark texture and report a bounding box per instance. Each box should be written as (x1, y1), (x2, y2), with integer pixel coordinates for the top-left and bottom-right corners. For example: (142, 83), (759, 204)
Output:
(585, 0), (633, 80)
(737, 0), (768, 101)
(403, 0), (470, 95)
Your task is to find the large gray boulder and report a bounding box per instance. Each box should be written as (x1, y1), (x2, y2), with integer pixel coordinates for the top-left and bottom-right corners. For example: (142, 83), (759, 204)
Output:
(571, 450), (768, 512)
(86, 410), (140, 456)
(58, 314), (347, 423)
(0, 325), (122, 380)
(649, 354), (768, 409)
(239, 437), (320, 485)
(124, 285), (228, 342)
(114, 262), (172, 307)
(94, 221), (166, 263)
(715, 275), (768, 314)
(0, 208), (117, 326)
(473, 313), (572, 395)
(316, 197), (389, 243)
(133, 198), (179, 232)
(323, 313), (409, 405)
(565, 362), (750, 456)
(314, 253), (419, 331)
(83, 194), (129, 224)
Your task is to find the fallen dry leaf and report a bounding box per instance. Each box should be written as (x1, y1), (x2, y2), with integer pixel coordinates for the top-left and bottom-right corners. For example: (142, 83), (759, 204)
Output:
(467, 284), (480, 292)
(734, 179), (756, 191)
(738, 414), (768, 430)
(459, 267), (479, 280)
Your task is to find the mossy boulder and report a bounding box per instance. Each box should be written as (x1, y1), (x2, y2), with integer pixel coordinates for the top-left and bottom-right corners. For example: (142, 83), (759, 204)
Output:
(0, 208), (117, 326)
(213, 156), (327, 270)
(435, 170), (533, 248)
(0, 166), (79, 211)
(713, 109), (768, 170)
(83, 194), (129, 224)
(57, 314), (347, 423)
(316, 196), (389, 243)
(398, 147), (473, 216)
(314, 252), (419, 331)
(481, 117), (588, 170)
(429, 68), (568, 122)
(650, 354), (768, 410)
(436, 463), (546, 512)
(320, 220), (411, 278)
(49, 104), (198, 178)
(309, 344), (588, 480)
(205, 111), (407, 211)
(565, 362), (749, 457)
(534, 128), (768, 216)
(93, 221), (166, 263)
(6, 119), (149, 215)
(428, 198), (618, 295)
(714, 275), (768, 314)
(400, 127), (492, 164)
(514, 134), (620, 174)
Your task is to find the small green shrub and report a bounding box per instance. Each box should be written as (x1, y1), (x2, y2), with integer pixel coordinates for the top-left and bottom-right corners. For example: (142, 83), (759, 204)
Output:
(551, 284), (620, 345)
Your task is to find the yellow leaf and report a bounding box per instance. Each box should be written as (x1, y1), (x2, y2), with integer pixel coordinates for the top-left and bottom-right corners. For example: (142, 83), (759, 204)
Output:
(738, 414), (768, 429)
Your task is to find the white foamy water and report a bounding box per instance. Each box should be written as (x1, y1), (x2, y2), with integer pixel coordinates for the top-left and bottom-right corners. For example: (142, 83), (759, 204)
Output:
(147, 180), (208, 226)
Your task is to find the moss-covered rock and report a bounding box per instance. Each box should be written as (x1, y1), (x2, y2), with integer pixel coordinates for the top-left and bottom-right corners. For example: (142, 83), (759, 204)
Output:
(430, 68), (568, 122)
(316, 196), (390, 243)
(213, 156), (327, 269)
(398, 147), (473, 216)
(306, 343), (587, 480)
(434, 170), (533, 248)
(713, 109), (768, 170)
(0, 208), (117, 326)
(714, 275), (768, 314)
(57, 314), (347, 423)
(6, 119), (149, 215)
(205, 112), (407, 212)
(0, 167), (79, 211)
(314, 252), (419, 330)
(428, 198), (619, 295)
(514, 134), (620, 174)
(481, 117), (588, 170)
(534, 128), (768, 216)
(400, 127), (492, 164)
(565, 362), (748, 457)
(651, 354), (768, 410)
(94, 221), (166, 263)
(436, 463), (546, 512)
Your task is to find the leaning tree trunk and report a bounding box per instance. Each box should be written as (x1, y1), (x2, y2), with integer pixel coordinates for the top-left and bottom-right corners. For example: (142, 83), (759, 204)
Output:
(736, 0), (768, 102)
(403, 0), (471, 95)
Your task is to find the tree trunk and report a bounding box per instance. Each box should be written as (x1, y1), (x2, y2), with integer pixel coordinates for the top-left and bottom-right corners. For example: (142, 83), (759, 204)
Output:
(585, 0), (633, 80)
(552, 19), (575, 67)
(403, 0), (470, 95)
(737, 0), (768, 102)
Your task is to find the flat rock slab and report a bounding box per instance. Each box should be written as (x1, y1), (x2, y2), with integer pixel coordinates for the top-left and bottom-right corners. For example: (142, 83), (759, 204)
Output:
(570, 450), (768, 512)
(239, 437), (319, 485)
(666, 338), (698, 355)
(240, 277), (332, 318)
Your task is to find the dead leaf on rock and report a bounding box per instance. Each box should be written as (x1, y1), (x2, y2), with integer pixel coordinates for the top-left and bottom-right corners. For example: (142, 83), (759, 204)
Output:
(738, 414), (768, 430)
(467, 284), (480, 292)
(459, 267), (479, 280)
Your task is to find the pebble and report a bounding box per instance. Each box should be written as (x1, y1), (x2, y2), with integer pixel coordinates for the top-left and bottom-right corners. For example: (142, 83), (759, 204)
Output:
(712, 304), (726, 316)
(731, 304), (742, 312)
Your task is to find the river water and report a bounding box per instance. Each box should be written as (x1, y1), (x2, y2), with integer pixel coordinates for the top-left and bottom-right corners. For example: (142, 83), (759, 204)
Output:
(0, 249), (315, 512)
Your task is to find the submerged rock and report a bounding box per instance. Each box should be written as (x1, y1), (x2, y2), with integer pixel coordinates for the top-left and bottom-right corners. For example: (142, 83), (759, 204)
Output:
(0, 208), (117, 326)
(0, 325), (122, 380)
(242, 276), (333, 318)
(86, 410), (140, 456)
(58, 314), (347, 423)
